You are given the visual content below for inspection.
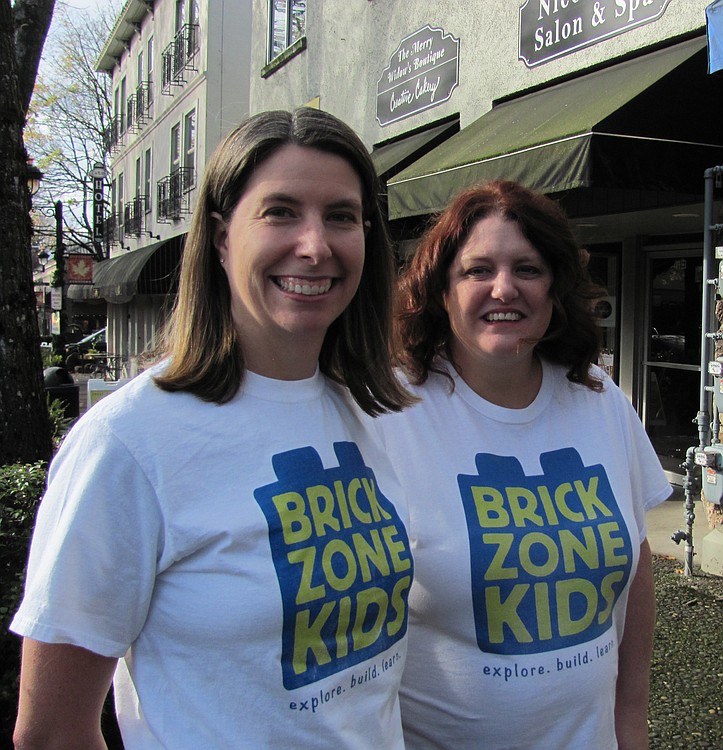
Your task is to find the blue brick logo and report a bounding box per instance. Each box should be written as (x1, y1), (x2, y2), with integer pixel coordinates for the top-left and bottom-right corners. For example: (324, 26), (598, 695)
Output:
(457, 448), (632, 655)
(255, 442), (412, 689)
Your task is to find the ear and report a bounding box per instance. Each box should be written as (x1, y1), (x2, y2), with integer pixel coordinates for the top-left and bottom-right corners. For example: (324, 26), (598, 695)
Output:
(363, 220), (371, 237)
(210, 211), (229, 264)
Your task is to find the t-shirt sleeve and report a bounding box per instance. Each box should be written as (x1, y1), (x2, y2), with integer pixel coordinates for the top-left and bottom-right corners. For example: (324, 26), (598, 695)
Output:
(10, 415), (164, 658)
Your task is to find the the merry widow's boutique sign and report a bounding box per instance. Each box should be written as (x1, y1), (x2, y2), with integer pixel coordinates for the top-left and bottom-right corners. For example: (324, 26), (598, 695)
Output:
(519, 0), (672, 67)
(376, 25), (459, 127)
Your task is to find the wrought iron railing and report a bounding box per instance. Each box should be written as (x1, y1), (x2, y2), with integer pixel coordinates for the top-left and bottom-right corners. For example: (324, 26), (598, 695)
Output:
(157, 168), (194, 222)
(103, 116), (124, 153)
(103, 212), (118, 246)
(161, 24), (200, 94)
(124, 197), (147, 237)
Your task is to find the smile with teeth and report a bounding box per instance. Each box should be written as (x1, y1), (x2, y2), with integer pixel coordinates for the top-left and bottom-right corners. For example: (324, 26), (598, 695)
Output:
(484, 311), (523, 322)
(275, 276), (333, 296)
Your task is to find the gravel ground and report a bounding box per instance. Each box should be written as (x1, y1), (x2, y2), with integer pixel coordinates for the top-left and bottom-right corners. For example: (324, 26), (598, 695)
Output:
(649, 555), (723, 749)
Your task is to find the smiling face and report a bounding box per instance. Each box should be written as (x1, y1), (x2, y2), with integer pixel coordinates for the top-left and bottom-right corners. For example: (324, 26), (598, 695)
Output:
(213, 144), (366, 379)
(444, 213), (554, 374)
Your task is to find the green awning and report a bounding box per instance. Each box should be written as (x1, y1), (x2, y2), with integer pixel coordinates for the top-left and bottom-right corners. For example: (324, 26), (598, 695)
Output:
(93, 236), (182, 303)
(371, 119), (459, 181)
(388, 36), (723, 219)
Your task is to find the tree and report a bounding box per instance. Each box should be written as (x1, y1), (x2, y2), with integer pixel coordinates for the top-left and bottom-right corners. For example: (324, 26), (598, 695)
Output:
(0, 0), (56, 464)
(27, 1), (119, 259)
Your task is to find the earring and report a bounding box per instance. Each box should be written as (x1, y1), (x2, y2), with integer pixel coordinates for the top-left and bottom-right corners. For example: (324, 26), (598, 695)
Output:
(220, 258), (225, 264)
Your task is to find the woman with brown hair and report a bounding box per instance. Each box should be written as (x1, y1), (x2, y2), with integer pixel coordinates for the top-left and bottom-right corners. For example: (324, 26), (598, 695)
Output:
(377, 180), (671, 749)
(12, 108), (414, 749)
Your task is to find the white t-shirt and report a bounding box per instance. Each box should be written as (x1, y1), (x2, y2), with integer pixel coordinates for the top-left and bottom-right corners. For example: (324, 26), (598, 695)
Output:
(12, 366), (412, 749)
(375, 359), (671, 750)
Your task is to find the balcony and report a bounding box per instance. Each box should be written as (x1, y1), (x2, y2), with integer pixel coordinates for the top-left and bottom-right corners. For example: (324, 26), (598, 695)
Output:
(126, 94), (138, 132)
(161, 24), (199, 95)
(124, 197), (148, 237)
(157, 168), (194, 222)
(103, 116), (124, 153)
(103, 212), (118, 247)
(126, 83), (153, 135)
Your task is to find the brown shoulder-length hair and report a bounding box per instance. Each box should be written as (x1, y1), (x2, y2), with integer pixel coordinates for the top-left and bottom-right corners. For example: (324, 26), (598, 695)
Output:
(154, 107), (413, 415)
(396, 180), (604, 390)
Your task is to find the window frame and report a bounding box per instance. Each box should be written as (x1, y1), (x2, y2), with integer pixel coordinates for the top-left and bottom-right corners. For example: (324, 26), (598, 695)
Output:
(183, 108), (196, 191)
(145, 148), (153, 215)
(266, 0), (306, 64)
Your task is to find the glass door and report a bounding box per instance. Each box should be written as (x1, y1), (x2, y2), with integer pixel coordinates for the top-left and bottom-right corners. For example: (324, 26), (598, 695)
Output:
(642, 251), (703, 477)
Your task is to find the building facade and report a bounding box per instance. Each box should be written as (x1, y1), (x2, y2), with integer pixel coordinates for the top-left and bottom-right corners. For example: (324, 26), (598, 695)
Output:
(250, 0), (723, 485)
(96, 0), (252, 373)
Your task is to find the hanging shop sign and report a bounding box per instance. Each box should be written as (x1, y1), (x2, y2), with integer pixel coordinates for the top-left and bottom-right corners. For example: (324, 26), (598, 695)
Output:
(519, 0), (672, 67)
(376, 25), (459, 127)
(51, 288), (63, 311)
(90, 162), (105, 256)
(65, 255), (94, 284)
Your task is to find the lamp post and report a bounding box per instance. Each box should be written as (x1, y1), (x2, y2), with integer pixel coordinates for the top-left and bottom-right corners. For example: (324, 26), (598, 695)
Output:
(44, 200), (65, 355)
(34, 245), (51, 336)
(26, 166), (66, 353)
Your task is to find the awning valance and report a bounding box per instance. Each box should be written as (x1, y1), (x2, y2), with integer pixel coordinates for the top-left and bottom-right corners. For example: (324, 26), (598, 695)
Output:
(371, 119), (459, 181)
(388, 36), (723, 219)
(67, 284), (103, 301)
(93, 236), (183, 303)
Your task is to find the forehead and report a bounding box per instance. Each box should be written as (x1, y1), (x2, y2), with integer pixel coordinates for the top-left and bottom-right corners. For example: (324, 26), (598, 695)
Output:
(242, 144), (363, 203)
(456, 214), (543, 261)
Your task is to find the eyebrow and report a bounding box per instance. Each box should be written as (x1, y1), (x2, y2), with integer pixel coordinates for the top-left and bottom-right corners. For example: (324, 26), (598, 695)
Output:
(261, 192), (363, 212)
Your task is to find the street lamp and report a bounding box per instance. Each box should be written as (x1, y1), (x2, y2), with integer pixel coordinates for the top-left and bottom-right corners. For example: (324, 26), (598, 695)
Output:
(37, 246), (50, 271)
(26, 162), (43, 199)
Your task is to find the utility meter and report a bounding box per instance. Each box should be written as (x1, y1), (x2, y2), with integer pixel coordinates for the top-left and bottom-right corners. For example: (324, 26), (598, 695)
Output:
(710, 358), (723, 414)
(697, 447), (723, 505)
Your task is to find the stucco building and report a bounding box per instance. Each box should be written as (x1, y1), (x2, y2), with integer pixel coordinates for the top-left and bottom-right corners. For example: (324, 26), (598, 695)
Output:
(96, 0), (252, 373)
(251, 0), (723, 486)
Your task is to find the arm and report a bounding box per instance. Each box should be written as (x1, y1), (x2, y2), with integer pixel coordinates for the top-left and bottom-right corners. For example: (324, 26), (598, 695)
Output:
(615, 538), (655, 750)
(14, 638), (118, 750)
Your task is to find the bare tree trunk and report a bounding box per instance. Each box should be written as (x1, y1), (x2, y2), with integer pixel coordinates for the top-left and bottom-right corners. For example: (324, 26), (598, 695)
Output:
(0, 0), (56, 464)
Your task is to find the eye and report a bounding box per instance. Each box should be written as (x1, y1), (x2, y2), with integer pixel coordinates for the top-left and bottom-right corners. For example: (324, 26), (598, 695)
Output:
(516, 264), (546, 277)
(327, 210), (360, 224)
(465, 266), (491, 278)
(263, 206), (295, 220)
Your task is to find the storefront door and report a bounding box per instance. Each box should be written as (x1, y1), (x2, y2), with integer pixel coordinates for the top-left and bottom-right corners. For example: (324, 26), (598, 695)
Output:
(642, 251), (703, 479)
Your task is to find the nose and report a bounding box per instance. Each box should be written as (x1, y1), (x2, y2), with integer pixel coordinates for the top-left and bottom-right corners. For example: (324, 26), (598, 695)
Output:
(295, 216), (332, 264)
(491, 270), (519, 301)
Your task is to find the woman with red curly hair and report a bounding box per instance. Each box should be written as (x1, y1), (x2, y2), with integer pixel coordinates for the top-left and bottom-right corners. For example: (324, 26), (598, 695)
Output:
(377, 180), (671, 749)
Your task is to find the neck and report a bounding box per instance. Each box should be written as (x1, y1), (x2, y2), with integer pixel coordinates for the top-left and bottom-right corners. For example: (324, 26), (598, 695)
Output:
(455, 355), (543, 408)
(242, 336), (323, 381)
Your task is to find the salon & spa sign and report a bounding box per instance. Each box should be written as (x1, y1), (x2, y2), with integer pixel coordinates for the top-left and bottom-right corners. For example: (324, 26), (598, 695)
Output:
(519, 0), (672, 67)
(376, 25), (459, 127)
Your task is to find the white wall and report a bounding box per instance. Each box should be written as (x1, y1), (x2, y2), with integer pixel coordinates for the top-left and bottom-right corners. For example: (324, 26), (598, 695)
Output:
(250, 0), (712, 148)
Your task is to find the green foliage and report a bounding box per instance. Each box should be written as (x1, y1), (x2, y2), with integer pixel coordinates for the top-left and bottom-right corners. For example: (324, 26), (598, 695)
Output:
(47, 396), (75, 445)
(41, 350), (63, 369)
(0, 462), (47, 743)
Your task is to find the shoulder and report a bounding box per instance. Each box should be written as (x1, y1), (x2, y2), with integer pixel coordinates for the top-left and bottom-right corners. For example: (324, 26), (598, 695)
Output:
(392, 364), (454, 400)
(79, 365), (183, 425)
(66, 363), (220, 457)
(552, 362), (640, 423)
